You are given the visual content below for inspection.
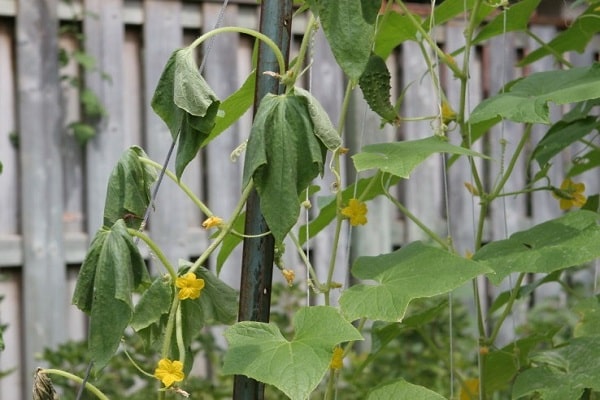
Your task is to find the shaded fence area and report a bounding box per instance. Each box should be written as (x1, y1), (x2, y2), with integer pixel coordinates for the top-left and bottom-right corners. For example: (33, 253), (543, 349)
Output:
(0, 0), (598, 398)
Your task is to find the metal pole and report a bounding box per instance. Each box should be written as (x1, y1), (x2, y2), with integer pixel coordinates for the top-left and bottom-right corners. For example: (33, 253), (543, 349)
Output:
(233, 1), (293, 399)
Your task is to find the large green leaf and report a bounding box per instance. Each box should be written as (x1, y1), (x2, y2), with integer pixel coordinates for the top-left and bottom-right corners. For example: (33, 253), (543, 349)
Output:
(130, 275), (172, 348)
(309, 0), (374, 81)
(352, 136), (486, 178)
(573, 297), (600, 338)
(103, 146), (157, 230)
(223, 306), (362, 400)
(242, 93), (326, 242)
(293, 87), (341, 151)
(373, 12), (417, 60)
(474, 211), (600, 285)
(519, 5), (600, 66)
(367, 379), (446, 400)
(151, 48), (220, 178)
(72, 219), (150, 370)
(469, 64), (600, 125)
(339, 242), (492, 321)
(512, 336), (600, 400)
(531, 116), (599, 167)
(297, 172), (399, 245)
(472, 0), (541, 44)
(568, 148), (600, 178)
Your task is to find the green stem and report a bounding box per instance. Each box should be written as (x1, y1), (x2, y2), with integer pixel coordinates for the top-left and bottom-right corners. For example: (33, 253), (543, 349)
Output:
(489, 125), (532, 200)
(394, 1), (464, 79)
(287, 13), (317, 89)
(123, 348), (156, 379)
(188, 181), (254, 275)
(288, 231), (325, 292)
(324, 369), (337, 400)
(526, 30), (573, 68)
(189, 26), (286, 78)
(495, 186), (553, 198)
(128, 229), (177, 280)
(40, 369), (109, 400)
(579, 137), (600, 151)
(176, 303), (186, 365)
(139, 157), (212, 217)
(488, 272), (526, 344)
(161, 294), (181, 358)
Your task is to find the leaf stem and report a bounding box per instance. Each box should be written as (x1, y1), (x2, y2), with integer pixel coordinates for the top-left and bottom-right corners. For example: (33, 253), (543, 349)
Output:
(286, 13), (317, 90)
(128, 229), (177, 280)
(526, 30), (573, 68)
(123, 347), (156, 379)
(162, 294), (181, 358)
(488, 272), (526, 344)
(176, 303), (186, 365)
(288, 231), (326, 292)
(489, 125), (532, 200)
(40, 369), (110, 400)
(189, 26), (286, 78)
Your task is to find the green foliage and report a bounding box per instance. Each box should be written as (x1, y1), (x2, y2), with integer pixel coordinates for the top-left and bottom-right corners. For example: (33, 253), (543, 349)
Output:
(472, 0), (541, 44)
(366, 380), (447, 400)
(223, 306), (362, 400)
(151, 48), (220, 179)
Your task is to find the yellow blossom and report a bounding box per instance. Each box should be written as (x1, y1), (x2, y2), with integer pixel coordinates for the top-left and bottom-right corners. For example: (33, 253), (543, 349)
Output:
(459, 378), (479, 400)
(202, 216), (223, 229)
(282, 269), (295, 286)
(175, 272), (205, 300)
(464, 182), (479, 196)
(341, 198), (368, 226)
(330, 347), (344, 370)
(441, 100), (456, 124)
(465, 250), (473, 260)
(552, 178), (586, 210)
(154, 358), (184, 387)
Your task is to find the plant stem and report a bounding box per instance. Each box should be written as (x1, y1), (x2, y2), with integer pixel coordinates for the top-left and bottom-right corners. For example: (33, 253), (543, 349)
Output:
(176, 303), (186, 365)
(40, 369), (110, 400)
(488, 272), (526, 344)
(189, 26), (287, 78)
(526, 30), (573, 68)
(489, 125), (532, 200)
(287, 13), (317, 89)
(128, 229), (177, 280)
(162, 294), (181, 358)
(288, 231), (326, 292)
(139, 157), (213, 217)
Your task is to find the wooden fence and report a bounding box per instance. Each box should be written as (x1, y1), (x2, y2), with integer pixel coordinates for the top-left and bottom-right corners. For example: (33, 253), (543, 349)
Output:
(0, 0), (598, 398)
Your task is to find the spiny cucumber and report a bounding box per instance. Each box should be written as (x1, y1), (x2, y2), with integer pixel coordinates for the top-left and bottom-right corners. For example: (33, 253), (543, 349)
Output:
(358, 53), (399, 125)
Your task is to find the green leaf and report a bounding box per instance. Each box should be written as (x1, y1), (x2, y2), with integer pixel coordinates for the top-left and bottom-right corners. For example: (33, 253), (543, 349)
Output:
(81, 88), (106, 118)
(373, 12), (417, 60)
(472, 0), (541, 44)
(242, 93), (326, 242)
(339, 241), (492, 321)
(519, 5), (600, 66)
(310, 0), (374, 81)
(103, 146), (158, 230)
(151, 48), (220, 178)
(567, 148), (600, 178)
(531, 117), (599, 167)
(582, 194), (600, 213)
(68, 122), (96, 145)
(573, 297), (600, 338)
(352, 136), (487, 178)
(359, 54), (399, 124)
(223, 306), (362, 400)
(72, 50), (96, 71)
(361, 0), (380, 25)
(205, 70), (256, 146)
(424, 0), (493, 30)
(474, 210), (600, 285)
(293, 87), (342, 151)
(469, 64), (600, 124)
(297, 172), (399, 245)
(0, 161), (2, 175)
(130, 275), (172, 347)
(72, 219), (150, 370)
(488, 270), (561, 314)
(512, 336), (600, 400)
(367, 379), (446, 400)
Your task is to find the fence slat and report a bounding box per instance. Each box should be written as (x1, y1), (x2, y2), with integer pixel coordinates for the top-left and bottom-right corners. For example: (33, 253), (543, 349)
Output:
(143, 0), (189, 272)
(16, 0), (67, 394)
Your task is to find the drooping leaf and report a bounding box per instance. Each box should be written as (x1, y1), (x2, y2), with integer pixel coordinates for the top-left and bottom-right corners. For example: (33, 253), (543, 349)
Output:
(205, 70), (256, 146)
(223, 306), (362, 400)
(72, 219), (150, 370)
(367, 379), (446, 400)
(352, 136), (487, 178)
(151, 48), (220, 178)
(469, 64), (600, 125)
(531, 116), (599, 167)
(131, 275), (173, 347)
(340, 241), (492, 322)
(519, 5), (600, 66)
(373, 12), (417, 60)
(242, 93), (326, 242)
(103, 146), (158, 230)
(359, 53), (399, 125)
(512, 336), (600, 400)
(297, 172), (399, 245)
(472, 0), (541, 44)
(474, 210), (600, 285)
(293, 87), (342, 151)
(309, 0), (374, 81)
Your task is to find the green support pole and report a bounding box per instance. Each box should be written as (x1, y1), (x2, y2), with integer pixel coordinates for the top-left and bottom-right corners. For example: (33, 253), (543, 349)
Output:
(233, 1), (293, 399)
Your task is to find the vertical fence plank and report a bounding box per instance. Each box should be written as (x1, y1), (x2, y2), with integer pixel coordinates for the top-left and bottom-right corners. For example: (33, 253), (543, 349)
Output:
(202, 2), (244, 288)
(16, 0), (66, 394)
(143, 0), (188, 271)
(0, 273), (23, 400)
(83, 0), (125, 233)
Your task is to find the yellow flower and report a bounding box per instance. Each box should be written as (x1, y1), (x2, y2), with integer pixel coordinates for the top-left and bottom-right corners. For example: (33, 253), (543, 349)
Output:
(465, 250), (473, 260)
(459, 378), (479, 400)
(154, 358), (184, 387)
(202, 216), (223, 229)
(552, 178), (586, 210)
(175, 272), (205, 300)
(341, 198), (368, 226)
(441, 100), (456, 124)
(281, 269), (295, 286)
(464, 182), (479, 196)
(330, 347), (344, 370)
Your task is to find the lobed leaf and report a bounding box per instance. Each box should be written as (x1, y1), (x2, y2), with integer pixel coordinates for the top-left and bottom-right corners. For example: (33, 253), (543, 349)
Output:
(223, 306), (362, 400)
(472, 0), (541, 44)
(367, 379), (446, 400)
